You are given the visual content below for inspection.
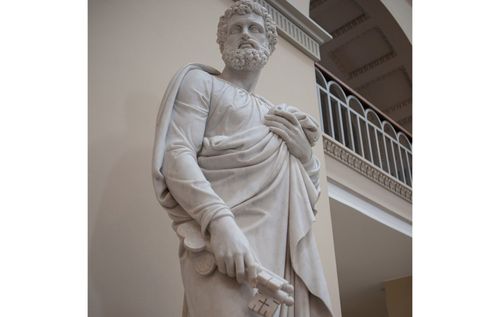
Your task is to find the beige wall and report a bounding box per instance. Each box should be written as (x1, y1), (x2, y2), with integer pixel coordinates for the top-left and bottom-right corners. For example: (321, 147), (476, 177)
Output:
(89, 0), (340, 316)
(384, 276), (412, 317)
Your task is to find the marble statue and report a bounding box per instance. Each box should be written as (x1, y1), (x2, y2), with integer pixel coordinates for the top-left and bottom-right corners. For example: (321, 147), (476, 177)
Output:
(152, 1), (333, 316)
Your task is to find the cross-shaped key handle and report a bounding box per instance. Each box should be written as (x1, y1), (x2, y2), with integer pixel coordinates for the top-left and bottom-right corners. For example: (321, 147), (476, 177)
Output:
(248, 292), (280, 317)
(176, 221), (294, 315)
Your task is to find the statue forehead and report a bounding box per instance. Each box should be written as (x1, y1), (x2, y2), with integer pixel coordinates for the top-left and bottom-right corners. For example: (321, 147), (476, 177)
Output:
(227, 12), (265, 26)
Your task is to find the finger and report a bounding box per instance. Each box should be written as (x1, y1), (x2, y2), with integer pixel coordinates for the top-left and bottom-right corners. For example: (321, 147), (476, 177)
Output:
(264, 120), (290, 137)
(268, 126), (290, 143)
(294, 112), (307, 122)
(216, 255), (226, 275)
(225, 255), (235, 278)
(288, 106), (300, 114)
(244, 253), (258, 287)
(273, 110), (300, 126)
(235, 254), (245, 284)
(264, 114), (296, 131)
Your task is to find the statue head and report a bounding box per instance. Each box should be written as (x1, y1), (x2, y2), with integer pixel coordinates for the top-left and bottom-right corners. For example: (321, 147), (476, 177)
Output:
(217, 0), (278, 71)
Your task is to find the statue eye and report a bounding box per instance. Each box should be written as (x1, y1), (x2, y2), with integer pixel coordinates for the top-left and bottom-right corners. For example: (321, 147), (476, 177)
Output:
(229, 25), (242, 34)
(249, 24), (262, 33)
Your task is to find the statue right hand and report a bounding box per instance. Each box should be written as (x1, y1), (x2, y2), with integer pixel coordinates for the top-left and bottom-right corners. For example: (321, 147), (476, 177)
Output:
(209, 216), (258, 285)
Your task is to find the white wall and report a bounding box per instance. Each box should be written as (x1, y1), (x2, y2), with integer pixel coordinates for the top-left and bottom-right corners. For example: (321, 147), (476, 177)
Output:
(89, 0), (340, 316)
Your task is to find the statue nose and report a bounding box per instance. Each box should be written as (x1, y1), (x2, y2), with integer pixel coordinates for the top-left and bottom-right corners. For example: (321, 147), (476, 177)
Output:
(241, 33), (250, 40)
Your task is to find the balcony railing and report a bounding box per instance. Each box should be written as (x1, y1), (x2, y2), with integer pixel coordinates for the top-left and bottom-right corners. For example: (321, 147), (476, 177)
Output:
(315, 64), (412, 190)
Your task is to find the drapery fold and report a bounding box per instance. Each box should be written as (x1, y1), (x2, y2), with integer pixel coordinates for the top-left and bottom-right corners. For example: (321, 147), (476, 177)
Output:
(152, 64), (333, 316)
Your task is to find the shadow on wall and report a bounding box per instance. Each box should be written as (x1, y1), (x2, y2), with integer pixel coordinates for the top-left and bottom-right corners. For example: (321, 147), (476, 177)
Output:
(89, 93), (183, 317)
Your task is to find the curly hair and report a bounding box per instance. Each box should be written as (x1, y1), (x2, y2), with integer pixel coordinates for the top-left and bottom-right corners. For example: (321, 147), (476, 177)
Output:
(216, 0), (278, 54)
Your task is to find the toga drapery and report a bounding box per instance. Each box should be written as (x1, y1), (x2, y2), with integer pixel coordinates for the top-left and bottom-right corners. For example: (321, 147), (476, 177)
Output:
(152, 64), (334, 317)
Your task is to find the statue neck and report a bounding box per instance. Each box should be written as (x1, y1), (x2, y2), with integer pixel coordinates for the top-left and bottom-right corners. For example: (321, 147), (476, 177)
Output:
(219, 66), (262, 93)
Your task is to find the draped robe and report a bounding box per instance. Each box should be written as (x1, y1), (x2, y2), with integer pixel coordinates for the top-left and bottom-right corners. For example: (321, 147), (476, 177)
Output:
(152, 64), (334, 317)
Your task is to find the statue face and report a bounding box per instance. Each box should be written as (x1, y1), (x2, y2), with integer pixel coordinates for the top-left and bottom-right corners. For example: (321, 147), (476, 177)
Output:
(221, 13), (271, 71)
(225, 13), (269, 52)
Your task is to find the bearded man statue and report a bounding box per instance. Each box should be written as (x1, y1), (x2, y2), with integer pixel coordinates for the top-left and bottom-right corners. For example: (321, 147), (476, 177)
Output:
(152, 1), (334, 316)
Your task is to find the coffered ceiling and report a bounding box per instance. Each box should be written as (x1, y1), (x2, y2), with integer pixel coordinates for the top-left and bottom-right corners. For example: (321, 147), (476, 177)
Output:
(310, 0), (412, 132)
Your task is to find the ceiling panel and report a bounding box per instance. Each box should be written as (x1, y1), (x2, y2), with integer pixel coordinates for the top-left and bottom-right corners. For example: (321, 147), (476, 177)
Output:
(330, 27), (395, 76)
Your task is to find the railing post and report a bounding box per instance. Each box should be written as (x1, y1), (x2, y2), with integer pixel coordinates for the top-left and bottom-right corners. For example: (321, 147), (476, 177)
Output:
(405, 150), (412, 185)
(348, 110), (356, 153)
(337, 102), (345, 145)
(327, 95), (335, 140)
(397, 143), (407, 185)
(390, 140), (400, 181)
(316, 86), (324, 132)
(365, 120), (373, 162)
(376, 129), (383, 170)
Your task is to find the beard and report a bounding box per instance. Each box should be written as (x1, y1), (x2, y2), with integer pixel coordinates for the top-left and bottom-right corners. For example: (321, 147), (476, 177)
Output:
(221, 46), (271, 71)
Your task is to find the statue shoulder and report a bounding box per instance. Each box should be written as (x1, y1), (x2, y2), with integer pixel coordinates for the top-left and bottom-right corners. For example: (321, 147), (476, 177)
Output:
(177, 68), (214, 101)
(181, 68), (213, 89)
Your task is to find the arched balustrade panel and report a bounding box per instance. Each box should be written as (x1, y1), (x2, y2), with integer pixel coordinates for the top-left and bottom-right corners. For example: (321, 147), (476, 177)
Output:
(347, 96), (364, 115)
(383, 121), (397, 139)
(398, 133), (412, 151)
(365, 109), (382, 128)
(327, 81), (347, 103)
(315, 68), (327, 88)
(315, 67), (412, 189)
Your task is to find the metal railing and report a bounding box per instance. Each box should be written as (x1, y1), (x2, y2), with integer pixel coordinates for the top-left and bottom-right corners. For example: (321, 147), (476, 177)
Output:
(315, 65), (412, 188)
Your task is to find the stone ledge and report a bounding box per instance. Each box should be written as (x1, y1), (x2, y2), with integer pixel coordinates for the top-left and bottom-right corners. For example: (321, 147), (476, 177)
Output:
(323, 135), (412, 203)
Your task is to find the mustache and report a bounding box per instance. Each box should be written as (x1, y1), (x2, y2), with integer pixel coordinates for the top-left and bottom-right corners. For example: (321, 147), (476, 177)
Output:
(226, 46), (271, 56)
(238, 39), (258, 48)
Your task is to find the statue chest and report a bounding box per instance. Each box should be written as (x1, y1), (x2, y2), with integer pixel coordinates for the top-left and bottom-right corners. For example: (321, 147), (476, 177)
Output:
(205, 84), (272, 137)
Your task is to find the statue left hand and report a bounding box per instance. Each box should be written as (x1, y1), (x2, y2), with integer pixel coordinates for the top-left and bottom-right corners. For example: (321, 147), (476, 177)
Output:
(264, 107), (313, 164)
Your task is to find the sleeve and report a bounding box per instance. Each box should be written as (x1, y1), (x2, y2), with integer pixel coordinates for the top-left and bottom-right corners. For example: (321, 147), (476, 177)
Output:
(162, 69), (233, 236)
(286, 105), (321, 191)
(301, 154), (320, 191)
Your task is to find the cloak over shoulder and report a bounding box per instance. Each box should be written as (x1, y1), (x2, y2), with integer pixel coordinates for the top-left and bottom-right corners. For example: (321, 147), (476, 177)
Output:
(152, 64), (221, 210)
(152, 64), (334, 317)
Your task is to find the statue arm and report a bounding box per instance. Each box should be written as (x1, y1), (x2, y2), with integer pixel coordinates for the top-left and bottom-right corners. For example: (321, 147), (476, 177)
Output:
(163, 69), (233, 236)
(163, 69), (258, 282)
(264, 107), (321, 190)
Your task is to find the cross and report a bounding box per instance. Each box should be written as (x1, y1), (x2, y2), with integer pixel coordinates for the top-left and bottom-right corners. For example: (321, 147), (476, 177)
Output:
(248, 292), (279, 317)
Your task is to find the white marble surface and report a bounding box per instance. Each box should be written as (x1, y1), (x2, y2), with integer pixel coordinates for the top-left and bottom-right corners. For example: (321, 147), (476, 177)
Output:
(152, 1), (333, 316)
